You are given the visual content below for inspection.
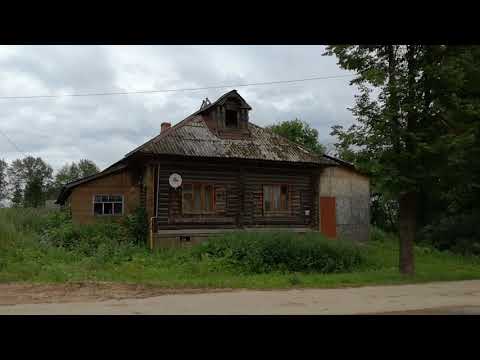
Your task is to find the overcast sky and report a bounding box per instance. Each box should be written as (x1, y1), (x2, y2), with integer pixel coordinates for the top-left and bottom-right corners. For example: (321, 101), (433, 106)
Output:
(0, 45), (357, 172)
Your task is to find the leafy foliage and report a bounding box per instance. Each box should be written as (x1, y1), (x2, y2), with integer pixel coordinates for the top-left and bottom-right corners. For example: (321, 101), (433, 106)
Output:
(123, 207), (149, 246)
(420, 210), (480, 256)
(40, 218), (134, 257)
(1, 157), (99, 207)
(7, 156), (53, 208)
(0, 159), (7, 204)
(192, 231), (365, 274)
(267, 118), (325, 155)
(77, 159), (100, 178)
(2, 209), (480, 287)
(324, 45), (480, 268)
(52, 159), (100, 198)
(370, 192), (398, 232)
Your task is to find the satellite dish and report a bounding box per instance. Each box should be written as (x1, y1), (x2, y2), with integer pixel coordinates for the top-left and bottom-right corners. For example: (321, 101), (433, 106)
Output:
(169, 173), (182, 189)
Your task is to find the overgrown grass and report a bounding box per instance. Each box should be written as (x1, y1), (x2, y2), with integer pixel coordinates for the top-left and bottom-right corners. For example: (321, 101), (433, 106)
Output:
(1, 208), (480, 288)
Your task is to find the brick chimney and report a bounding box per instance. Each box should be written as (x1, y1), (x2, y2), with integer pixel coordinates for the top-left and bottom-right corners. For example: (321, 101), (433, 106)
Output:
(161, 122), (171, 134)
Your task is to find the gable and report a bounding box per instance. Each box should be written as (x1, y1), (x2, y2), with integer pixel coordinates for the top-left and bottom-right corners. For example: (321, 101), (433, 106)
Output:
(200, 90), (251, 138)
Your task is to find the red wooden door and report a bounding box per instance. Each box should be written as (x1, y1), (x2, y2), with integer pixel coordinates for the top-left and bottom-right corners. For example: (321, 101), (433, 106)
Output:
(320, 197), (336, 239)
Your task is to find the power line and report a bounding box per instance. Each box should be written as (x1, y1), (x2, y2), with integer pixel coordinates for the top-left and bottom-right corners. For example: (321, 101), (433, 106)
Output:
(0, 74), (355, 100)
(0, 73), (357, 157)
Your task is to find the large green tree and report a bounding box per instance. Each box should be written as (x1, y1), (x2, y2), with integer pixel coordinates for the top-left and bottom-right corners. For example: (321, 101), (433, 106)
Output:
(54, 159), (99, 186)
(432, 46), (480, 217)
(50, 159), (100, 199)
(324, 45), (480, 274)
(54, 162), (80, 188)
(7, 156), (53, 208)
(10, 182), (23, 208)
(267, 118), (326, 155)
(77, 159), (100, 178)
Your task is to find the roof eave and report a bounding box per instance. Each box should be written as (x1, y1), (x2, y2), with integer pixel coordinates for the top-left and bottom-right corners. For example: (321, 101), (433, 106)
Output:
(55, 163), (127, 205)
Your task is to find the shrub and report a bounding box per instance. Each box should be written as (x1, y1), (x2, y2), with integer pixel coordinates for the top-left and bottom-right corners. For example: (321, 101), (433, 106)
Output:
(191, 231), (366, 274)
(123, 207), (149, 246)
(369, 226), (398, 243)
(40, 216), (132, 257)
(420, 211), (480, 256)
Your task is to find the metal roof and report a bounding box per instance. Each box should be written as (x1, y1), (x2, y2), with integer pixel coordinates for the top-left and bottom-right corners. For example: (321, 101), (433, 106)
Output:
(124, 90), (335, 164)
(133, 116), (333, 165)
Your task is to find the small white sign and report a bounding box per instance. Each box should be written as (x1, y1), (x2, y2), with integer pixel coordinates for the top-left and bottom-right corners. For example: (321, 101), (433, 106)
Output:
(169, 173), (182, 188)
(305, 210), (310, 216)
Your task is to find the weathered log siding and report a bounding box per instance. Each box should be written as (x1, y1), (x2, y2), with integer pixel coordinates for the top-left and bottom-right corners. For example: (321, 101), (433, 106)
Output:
(243, 170), (313, 228)
(157, 162), (239, 229)
(156, 160), (315, 230)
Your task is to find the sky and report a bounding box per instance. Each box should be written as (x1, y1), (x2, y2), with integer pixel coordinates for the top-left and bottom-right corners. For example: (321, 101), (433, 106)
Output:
(0, 45), (358, 172)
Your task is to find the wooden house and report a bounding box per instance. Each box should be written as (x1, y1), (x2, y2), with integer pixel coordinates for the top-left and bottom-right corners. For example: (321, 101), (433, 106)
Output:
(56, 90), (370, 248)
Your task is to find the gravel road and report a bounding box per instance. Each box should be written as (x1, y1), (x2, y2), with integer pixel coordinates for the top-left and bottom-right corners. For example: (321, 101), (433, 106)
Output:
(2, 280), (480, 314)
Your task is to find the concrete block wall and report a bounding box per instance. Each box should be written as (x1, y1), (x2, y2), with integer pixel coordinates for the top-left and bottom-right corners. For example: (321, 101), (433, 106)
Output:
(319, 166), (370, 242)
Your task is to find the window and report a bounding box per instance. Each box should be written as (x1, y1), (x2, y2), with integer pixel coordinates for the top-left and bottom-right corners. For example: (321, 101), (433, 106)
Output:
(263, 185), (289, 213)
(225, 109), (238, 128)
(93, 195), (123, 216)
(182, 183), (215, 214)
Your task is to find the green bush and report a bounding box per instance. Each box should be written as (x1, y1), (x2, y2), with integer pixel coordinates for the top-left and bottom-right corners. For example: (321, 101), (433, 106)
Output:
(369, 226), (398, 243)
(38, 209), (136, 258)
(420, 211), (480, 256)
(123, 207), (149, 246)
(191, 231), (366, 274)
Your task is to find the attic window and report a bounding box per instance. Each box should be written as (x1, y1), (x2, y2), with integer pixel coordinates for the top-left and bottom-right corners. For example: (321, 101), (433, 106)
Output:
(225, 110), (238, 128)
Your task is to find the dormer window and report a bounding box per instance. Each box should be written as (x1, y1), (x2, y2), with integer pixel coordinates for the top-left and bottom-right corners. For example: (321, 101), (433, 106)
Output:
(201, 90), (252, 137)
(225, 110), (238, 128)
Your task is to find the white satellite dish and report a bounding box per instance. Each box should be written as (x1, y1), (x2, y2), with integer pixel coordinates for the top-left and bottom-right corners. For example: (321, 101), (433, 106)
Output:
(169, 173), (182, 188)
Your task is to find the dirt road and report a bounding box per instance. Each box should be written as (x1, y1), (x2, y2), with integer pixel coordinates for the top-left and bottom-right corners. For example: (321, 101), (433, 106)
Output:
(1, 280), (480, 314)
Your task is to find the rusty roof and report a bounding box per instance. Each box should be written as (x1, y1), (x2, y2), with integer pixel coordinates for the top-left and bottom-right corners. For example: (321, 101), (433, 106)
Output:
(125, 90), (334, 165)
(131, 115), (333, 165)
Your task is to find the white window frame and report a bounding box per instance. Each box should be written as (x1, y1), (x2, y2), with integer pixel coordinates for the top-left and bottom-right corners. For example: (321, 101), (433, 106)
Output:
(92, 194), (124, 216)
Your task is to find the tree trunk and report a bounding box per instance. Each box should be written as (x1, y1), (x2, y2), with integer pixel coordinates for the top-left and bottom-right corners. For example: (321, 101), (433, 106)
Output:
(399, 191), (416, 275)
(398, 46), (419, 276)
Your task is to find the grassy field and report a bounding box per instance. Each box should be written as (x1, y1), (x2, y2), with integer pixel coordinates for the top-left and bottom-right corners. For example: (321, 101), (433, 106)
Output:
(1, 208), (480, 289)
